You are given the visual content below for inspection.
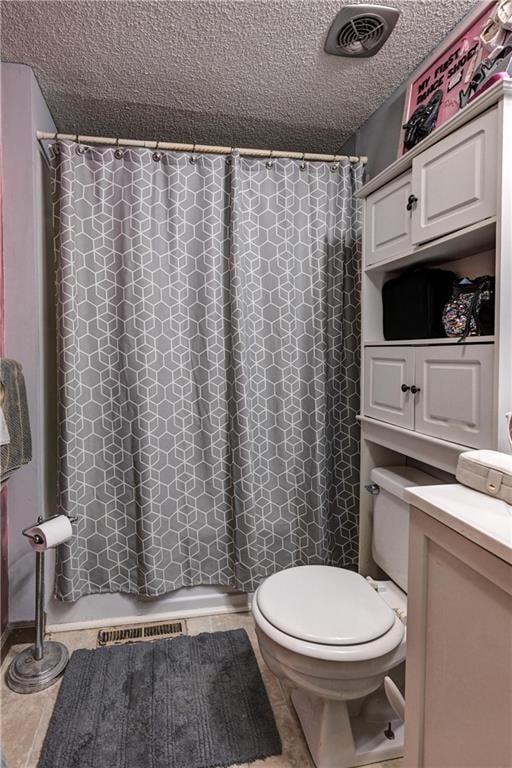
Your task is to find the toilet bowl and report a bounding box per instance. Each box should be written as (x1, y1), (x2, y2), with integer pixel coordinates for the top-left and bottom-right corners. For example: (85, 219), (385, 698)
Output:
(253, 567), (406, 768)
(253, 465), (440, 768)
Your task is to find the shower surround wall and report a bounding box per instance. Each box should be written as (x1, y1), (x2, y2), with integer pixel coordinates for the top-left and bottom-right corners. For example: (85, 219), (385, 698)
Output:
(52, 141), (362, 609)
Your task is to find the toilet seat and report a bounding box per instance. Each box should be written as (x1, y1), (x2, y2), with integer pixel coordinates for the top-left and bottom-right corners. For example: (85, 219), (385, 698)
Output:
(253, 566), (406, 663)
(257, 566), (395, 645)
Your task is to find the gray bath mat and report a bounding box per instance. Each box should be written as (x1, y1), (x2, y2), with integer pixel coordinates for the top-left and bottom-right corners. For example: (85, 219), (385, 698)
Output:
(38, 628), (281, 768)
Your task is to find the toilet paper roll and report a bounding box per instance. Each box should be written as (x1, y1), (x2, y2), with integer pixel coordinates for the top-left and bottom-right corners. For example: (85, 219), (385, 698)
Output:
(26, 515), (73, 552)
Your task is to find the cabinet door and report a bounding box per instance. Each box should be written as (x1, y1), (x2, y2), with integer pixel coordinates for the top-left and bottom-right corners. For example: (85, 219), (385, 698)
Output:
(411, 108), (497, 245)
(363, 347), (415, 429)
(405, 508), (512, 768)
(414, 345), (494, 448)
(364, 172), (412, 266)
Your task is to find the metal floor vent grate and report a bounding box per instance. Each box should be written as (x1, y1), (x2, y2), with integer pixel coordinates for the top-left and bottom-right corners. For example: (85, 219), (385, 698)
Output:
(97, 619), (187, 647)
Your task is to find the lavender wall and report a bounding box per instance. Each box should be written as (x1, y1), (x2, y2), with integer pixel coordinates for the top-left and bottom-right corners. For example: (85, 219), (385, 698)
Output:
(1, 63), (56, 624)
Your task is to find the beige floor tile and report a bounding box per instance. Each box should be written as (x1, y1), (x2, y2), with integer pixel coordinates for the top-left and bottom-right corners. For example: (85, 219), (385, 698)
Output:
(187, 614), (214, 634)
(1, 643), (26, 676)
(22, 687), (60, 768)
(210, 610), (256, 635)
(1, 672), (59, 768)
(46, 627), (98, 652)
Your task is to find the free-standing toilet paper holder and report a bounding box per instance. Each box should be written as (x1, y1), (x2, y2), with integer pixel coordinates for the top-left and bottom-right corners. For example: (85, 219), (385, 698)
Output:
(6, 514), (77, 693)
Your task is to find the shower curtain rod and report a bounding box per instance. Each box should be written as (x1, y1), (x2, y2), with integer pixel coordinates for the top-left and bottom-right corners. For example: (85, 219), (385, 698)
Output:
(36, 131), (367, 164)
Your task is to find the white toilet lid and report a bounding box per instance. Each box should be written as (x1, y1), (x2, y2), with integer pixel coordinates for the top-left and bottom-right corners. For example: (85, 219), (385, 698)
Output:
(256, 566), (396, 645)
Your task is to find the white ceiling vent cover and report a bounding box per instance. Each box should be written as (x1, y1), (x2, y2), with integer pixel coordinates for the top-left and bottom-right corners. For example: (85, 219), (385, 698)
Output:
(325, 5), (400, 58)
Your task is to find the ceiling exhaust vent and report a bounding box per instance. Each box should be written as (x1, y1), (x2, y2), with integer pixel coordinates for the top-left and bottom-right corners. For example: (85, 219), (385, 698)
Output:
(325, 5), (400, 58)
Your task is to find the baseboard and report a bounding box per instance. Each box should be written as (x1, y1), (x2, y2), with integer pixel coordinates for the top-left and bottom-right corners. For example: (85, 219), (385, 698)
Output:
(47, 594), (253, 633)
(0, 621), (36, 665)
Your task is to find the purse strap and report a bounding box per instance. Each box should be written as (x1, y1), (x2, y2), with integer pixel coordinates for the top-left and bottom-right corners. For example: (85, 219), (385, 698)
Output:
(457, 277), (494, 343)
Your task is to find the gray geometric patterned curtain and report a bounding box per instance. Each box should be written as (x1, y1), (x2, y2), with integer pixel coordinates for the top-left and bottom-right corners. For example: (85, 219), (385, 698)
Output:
(51, 140), (362, 601)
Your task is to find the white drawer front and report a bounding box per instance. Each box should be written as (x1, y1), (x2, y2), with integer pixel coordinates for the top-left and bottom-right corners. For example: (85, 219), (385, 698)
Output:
(364, 172), (412, 266)
(363, 347), (415, 429)
(414, 345), (494, 448)
(411, 108), (497, 245)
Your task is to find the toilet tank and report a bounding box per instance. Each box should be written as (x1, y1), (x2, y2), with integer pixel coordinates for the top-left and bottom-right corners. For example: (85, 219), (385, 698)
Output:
(370, 465), (441, 592)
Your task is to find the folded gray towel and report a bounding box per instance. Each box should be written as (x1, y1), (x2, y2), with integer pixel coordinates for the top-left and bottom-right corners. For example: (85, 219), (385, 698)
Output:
(0, 358), (32, 483)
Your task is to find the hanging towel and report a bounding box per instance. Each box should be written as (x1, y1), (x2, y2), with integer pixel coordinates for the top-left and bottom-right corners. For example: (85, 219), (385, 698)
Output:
(0, 405), (9, 445)
(0, 358), (32, 483)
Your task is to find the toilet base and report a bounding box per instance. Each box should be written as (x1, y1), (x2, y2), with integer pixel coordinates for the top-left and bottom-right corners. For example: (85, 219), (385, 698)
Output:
(291, 688), (404, 768)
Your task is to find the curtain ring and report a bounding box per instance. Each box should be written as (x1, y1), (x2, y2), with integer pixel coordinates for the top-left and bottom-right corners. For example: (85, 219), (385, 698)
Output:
(299, 152), (306, 171)
(51, 131), (60, 156)
(266, 150), (274, 169)
(226, 147), (234, 165)
(76, 133), (87, 155)
(114, 137), (125, 159)
(153, 140), (162, 162)
(190, 142), (197, 164)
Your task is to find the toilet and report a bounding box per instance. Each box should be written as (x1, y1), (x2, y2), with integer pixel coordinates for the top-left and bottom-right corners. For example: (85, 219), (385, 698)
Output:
(252, 465), (440, 768)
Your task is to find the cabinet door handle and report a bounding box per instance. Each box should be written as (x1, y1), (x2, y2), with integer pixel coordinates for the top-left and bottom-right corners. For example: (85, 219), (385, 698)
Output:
(410, 385), (421, 394)
(406, 194), (418, 211)
(401, 384), (411, 392)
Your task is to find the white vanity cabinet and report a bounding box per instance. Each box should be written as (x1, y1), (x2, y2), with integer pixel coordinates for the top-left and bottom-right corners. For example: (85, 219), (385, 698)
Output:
(363, 344), (494, 449)
(411, 108), (498, 245)
(364, 172), (413, 266)
(403, 485), (512, 768)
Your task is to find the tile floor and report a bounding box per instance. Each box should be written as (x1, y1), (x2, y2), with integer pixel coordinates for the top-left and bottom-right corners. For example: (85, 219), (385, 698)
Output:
(1, 611), (403, 768)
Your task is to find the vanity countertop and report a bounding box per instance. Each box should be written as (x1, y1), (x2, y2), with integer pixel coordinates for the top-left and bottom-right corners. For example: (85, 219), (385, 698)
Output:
(405, 484), (512, 565)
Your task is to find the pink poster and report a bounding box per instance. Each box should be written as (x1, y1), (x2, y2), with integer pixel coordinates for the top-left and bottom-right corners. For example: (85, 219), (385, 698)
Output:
(399, 1), (509, 155)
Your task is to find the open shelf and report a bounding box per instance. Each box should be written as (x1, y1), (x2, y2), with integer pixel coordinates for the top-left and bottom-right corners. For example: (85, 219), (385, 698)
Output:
(364, 217), (496, 275)
(364, 336), (495, 347)
(357, 416), (469, 475)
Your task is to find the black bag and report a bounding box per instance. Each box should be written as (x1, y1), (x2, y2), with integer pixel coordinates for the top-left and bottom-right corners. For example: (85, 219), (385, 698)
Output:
(382, 267), (455, 340)
(402, 89), (443, 151)
(442, 276), (495, 342)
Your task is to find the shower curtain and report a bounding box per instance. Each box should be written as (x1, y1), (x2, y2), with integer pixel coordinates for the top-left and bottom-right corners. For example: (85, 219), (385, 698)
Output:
(52, 140), (362, 601)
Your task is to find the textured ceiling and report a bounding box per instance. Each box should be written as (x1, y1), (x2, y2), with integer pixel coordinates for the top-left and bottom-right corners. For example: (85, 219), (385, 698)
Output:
(1, 0), (478, 152)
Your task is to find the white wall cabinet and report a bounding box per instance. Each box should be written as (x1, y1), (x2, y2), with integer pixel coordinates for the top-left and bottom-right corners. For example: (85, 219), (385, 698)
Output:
(363, 109), (498, 266)
(364, 172), (413, 266)
(363, 345), (494, 449)
(411, 108), (498, 245)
